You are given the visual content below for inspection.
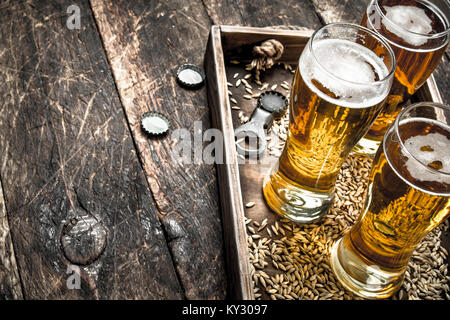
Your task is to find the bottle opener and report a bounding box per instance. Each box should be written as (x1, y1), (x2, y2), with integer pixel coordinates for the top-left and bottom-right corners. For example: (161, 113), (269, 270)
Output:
(234, 91), (288, 158)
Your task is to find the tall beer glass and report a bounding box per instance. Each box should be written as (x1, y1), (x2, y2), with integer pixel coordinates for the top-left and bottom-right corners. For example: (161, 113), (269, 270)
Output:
(263, 23), (395, 223)
(355, 0), (449, 156)
(332, 102), (450, 299)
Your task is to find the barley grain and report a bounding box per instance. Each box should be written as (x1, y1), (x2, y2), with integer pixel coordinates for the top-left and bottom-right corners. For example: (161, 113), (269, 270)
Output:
(260, 83), (269, 91)
(246, 201), (256, 208)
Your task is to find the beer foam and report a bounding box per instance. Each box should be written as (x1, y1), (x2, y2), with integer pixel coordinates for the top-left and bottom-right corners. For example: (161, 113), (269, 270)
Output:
(382, 5), (433, 46)
(402, 129), (450, 185)
(299, 39), (390, 109)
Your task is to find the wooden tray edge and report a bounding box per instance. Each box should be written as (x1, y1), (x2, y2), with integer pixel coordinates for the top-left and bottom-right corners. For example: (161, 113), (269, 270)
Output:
(204, 25), (254, 300)
(220, 25), (314, 38)
(420, 74), (443, 103)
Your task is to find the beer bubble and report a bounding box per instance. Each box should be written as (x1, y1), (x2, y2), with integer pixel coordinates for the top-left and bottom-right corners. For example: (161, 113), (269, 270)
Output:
(300, 39), (389, 109)
(402, 127), (450, 184)
(382, 5), (432, 46)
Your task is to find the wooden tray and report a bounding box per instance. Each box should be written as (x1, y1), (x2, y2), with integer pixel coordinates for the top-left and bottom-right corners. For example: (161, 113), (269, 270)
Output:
(204, 25), (446, 300)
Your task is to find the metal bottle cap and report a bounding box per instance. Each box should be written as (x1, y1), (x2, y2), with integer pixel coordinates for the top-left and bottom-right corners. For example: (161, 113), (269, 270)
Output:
(176, 64), (205, 89)
(257, 91), (288, 118)
(141, 112), (170, 137)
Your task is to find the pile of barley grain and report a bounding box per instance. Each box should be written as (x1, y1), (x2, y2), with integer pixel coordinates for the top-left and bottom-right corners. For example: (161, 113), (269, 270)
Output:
(246, 155), (450, 300)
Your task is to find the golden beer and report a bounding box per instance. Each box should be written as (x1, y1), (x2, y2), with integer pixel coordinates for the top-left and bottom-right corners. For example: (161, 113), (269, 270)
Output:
(332, 102), (450, 299)
(355, 0), (450, 155)
(263, 24), (395, 223)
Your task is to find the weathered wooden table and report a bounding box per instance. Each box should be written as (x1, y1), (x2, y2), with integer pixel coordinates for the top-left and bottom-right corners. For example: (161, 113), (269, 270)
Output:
(0, 0), (448, 300)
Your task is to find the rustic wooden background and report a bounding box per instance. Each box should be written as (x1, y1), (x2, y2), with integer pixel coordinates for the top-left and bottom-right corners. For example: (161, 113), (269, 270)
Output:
(0, 0), (448, 299)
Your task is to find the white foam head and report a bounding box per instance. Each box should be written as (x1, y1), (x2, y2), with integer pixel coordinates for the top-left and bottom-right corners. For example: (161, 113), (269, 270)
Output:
(382, 5), (433, 46)
(401, 120), (450, 185)
(299, 39), (390, 108)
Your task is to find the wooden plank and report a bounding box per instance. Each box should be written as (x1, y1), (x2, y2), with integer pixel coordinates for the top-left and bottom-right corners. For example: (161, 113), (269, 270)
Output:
(310, 0), (449, 104)
(0, 0), (182, 299)
(202, 0), (322, 29)
(0, 179), (23, 299)
(310, 0), (368, 24)
(433, 61), (449, 105)
(90, 0), (227, 299)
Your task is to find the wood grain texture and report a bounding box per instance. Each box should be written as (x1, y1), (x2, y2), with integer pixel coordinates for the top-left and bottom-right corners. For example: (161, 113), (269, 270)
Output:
(90, 0), (227, 299)
(433, 62), (449, 105)
(0, 179), (22, 299)
(202, 0), (322, 29)
(310, 0), (368, 24)
(0, 0), (182, 299)
(310, 0), (449, 104)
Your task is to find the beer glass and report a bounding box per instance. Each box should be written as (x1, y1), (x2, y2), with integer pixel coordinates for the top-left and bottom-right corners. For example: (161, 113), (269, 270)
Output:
(331, 102), (450, 299)
(355, 0), (450, 156)
(263, 23), (395, 223)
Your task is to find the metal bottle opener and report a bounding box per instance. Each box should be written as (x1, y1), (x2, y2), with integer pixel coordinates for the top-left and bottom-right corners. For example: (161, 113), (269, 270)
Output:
(234, 91), (287, 158)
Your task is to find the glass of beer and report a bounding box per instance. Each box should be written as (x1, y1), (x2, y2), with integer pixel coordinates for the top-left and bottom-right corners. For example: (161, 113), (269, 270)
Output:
(354, 0), (449, 156)
(331, 102), (450, 299)
(263, 23), (396, 223)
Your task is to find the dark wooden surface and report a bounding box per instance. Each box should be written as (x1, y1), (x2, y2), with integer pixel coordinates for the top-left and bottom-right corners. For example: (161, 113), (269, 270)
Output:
(0, 0), (448, 299)
(0, 0), (183, 299)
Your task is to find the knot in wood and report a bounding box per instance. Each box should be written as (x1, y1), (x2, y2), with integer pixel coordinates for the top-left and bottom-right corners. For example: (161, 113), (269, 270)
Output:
(60, 214), (107, 266)
(252, 39), (284, 71)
